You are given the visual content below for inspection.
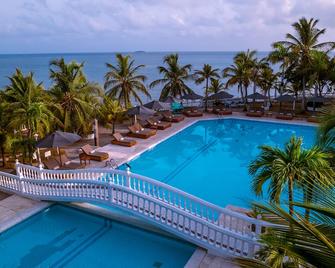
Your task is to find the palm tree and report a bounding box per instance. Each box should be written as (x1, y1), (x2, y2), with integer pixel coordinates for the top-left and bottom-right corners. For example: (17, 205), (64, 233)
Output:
(258, 67), (277, 103)
(249, 175), (335, 268)
(150, 54), (193, 100)
(223, 50), (256, 109)
(194, 64), (220, 111)
(3, 69), (55, 138)
(49, 58), (102, 135)
(208, 78), (225, 94)
(98, 96), (124, 134)
(249, 136), (333, 216)
(104, 54), (150, 108)
(250, 58), (269, 102)
(268, 43), (293, 98)
(274, 17), (335, 110)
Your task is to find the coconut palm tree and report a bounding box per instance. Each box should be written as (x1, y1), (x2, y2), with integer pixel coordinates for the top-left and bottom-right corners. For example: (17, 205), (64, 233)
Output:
(49, 58), (102, 135)
(150, 53), (193, 100)
(98, 96), (125, 134)
(258, 66), (277, 102)
(249, 136), (333, 216)
(268, 43), (294, 98)
(104, 54), (150, 109)
(223, 50), (255, 109)
(250, 58), (269, 101)
(274, 17), (335, 110)
(248, 174), (335, 268)
(194, 64), (220, 111)
(208, 78), (225, 94)
(3, 69), (55, 138)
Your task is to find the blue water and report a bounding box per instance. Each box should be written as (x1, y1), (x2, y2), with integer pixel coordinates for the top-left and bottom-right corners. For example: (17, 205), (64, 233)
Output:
(122, 119), (316, 207)
(0, 51), (270, 100)
(0, 205), (195, 268)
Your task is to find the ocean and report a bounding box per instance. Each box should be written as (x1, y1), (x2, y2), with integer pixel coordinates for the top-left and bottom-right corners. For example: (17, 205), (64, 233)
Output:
(0, 51), (270, 101)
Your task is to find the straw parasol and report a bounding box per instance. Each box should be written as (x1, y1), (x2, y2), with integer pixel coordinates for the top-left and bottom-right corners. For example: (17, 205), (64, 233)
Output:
(144, 100), (170, 111)
(36, 131), (81, 165)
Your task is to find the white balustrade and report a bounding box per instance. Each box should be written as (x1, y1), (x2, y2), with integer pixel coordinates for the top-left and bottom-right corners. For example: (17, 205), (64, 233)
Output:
(0, 164), (272, 258)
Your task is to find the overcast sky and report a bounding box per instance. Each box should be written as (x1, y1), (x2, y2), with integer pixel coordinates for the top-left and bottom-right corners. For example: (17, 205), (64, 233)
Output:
(0, 0), (335, 53)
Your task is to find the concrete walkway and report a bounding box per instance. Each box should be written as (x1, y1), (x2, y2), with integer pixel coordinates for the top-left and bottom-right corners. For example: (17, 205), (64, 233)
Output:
(0, 195), (50, 233)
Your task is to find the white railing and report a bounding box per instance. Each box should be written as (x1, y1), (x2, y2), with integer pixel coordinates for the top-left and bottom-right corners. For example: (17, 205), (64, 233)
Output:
(0, 164), (270, 258)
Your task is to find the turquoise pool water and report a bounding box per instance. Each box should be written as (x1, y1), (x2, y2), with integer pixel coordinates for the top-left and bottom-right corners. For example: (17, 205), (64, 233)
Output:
(0, 206), (195, 267)
(123, 119), (316, 207)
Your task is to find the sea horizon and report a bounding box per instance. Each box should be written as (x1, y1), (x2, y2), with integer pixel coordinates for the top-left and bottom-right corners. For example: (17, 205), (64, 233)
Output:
(0, 51), (272, 100)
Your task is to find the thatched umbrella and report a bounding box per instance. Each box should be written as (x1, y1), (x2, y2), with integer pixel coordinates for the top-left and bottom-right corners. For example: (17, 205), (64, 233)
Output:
(276, 94), (296, 111)
(127, 105), (155, 123)
(144, 100), (170, 111)
(206, 91), (234, 101)
(36, 131), (81, 165)
(181, 91), (204, 100)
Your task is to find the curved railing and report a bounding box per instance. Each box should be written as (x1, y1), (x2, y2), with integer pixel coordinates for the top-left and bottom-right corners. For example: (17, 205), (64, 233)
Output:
(0, 164), (270, 258)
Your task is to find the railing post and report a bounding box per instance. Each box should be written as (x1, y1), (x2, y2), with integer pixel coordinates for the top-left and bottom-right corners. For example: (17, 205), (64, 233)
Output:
(255, 215), (262, 236)
(15, 159), (23, 179)
(126, 167), (130, 188)
(39, 164), (44, 180)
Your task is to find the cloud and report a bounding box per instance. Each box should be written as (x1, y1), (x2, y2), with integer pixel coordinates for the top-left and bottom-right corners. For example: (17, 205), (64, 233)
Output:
(0, 0), (334, 52)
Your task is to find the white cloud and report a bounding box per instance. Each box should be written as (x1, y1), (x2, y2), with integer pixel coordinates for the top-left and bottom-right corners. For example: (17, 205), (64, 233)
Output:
(0, 0), (334, 52)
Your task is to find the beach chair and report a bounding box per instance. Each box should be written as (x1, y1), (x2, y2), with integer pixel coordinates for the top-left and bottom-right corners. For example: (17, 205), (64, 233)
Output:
(59, 154), (85, 170)
(246, 110), (263, 117)
(43, 157), (60, 170)
(276, 112), (293, 120)
(79, 144), (109, 162)
(146, 118), (171, 130)
(183, 108), (203, 117)
(213, 107), (232, 115)
(161, 111), (184, 122)
(127, 123), (156, 139)
(111, 133), (137, 147)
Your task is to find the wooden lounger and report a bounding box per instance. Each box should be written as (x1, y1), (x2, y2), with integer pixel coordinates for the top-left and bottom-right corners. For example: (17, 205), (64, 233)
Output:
(161, 111), (184, 122)
(246, 110), (263, 117)
(43, 158), (61, 170)
(79, 144), (109, 162)
(112, 133), (137, 147)
(146, 118), (171, 130)
(213, 108), (232, 115)
(276, 113), (293, 120)
(183, 109), (203, 117)
(127, 124), (156, 139)
(59, 154), (85, 170)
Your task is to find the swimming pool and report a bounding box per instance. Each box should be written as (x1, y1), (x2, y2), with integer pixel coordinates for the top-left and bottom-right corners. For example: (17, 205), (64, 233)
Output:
(122, 119), (316, 207)
(0, 205), (195, 267)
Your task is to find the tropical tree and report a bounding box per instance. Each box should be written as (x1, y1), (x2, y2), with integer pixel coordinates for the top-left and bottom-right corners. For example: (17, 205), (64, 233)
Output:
(249, 175), (335, 268)
(208, 78), (226, 94)
(98, 96), (124, 134)
(150, 53), (193, 100)
(258, 67), (277, 103)
(274, 17), (335, 109)
(49, 58), (102, 135)
(250, 58), (269, 100)
(3, 69), (55, 138)
(249, 136), (333, 216)
(223, 50), (256, 109)
(268, 43), (293, 97)
(194, 64), (220, 111)
(104, 54), (150, 109)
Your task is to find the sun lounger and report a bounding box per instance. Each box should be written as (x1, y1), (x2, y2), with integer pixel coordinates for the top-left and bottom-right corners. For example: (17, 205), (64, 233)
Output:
(246, 110), (263, 117)
(79, 144), (109, 162)
(59, 154), (85, 170)
(43, 158), (60, 170)
(161, 111), (184, 122)
(183, 109), (203, 117)
(276, 112), (293, 120)
(127, 123), (156, 139)
(213, 108), (232, 115)
(112, 133), (137, 147)
(146, 118), (171, 130)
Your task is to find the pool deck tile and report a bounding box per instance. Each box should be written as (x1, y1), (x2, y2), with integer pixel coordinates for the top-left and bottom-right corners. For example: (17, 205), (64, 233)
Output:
(0, 195), (50, 233)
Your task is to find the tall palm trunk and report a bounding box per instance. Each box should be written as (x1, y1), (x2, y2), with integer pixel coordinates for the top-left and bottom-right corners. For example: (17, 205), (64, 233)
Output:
(288, 176), (294, 216)
(205, 78), (209, 112)
(301, 76), (306, 110)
